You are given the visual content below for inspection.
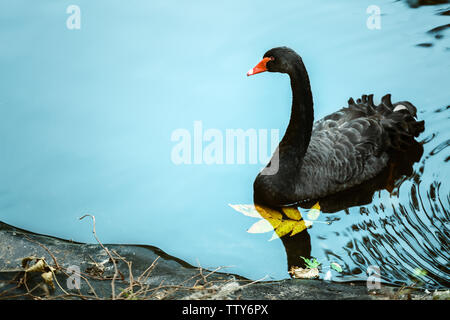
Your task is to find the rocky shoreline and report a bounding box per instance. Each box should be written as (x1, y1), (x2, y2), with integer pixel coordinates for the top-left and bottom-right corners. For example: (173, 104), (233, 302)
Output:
(0, 222), (446, 300)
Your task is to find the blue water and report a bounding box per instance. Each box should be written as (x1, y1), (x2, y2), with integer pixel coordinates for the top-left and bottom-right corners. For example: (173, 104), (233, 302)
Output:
(1, 0), (449, 288)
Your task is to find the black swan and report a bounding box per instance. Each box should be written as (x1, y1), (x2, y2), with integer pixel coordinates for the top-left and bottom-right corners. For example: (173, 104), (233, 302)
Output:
(247, 47), (425, 206)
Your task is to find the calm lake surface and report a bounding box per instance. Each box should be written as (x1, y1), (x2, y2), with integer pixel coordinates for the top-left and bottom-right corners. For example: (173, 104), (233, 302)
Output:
(1, 0), (449, 288)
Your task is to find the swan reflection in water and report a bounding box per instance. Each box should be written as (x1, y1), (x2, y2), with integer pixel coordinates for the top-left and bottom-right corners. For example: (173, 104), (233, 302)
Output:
(266, 136), (424, 273)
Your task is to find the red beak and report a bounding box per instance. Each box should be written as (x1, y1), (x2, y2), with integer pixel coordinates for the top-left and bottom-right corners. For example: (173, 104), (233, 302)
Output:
(247, 57), (272, 76)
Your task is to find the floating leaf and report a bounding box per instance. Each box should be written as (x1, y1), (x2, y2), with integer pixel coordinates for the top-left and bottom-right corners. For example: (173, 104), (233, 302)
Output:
(307, 211), (320, 221)
(230, 203), (311, 240)
(300, 256), (321, 269)
(230, 204), (283, 221)
(247, 219), (274, 233)
(268, 232), (279, 241)
(266, 218), (282, 229)
(282, 207), (302, 221)
(331, 262), (343, 273)
(304, 220), (314, 227)
(229, 204), (262, 218)
(290, 220), (308, 236)
(274, 220), (298, 238)
(255, 204), (283, 220)
(307, 202), (321, 221)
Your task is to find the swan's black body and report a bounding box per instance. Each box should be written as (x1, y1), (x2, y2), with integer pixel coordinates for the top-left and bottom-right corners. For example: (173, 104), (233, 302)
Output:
(251, 47), (425, 206)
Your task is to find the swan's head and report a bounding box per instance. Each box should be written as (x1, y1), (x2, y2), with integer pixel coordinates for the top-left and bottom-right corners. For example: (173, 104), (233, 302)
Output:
(247, 47), (301, 76)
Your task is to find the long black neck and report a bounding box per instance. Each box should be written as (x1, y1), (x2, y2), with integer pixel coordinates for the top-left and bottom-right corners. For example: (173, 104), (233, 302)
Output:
(279, 59), (314, 167)
(254, 56), (314, 206)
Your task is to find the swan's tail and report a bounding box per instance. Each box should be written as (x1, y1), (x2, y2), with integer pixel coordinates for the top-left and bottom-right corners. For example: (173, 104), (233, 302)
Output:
(349, 94), (425, 152)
